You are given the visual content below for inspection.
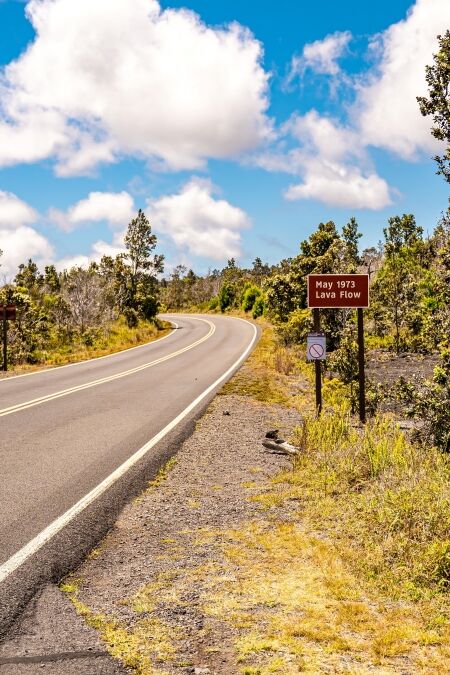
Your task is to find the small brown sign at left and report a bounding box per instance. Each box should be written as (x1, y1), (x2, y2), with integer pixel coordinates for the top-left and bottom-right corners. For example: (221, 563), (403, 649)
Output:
(1, 305), (17, 321)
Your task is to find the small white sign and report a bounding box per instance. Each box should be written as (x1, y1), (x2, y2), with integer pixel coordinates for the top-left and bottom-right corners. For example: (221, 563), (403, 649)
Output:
(307, 333), (326, 361)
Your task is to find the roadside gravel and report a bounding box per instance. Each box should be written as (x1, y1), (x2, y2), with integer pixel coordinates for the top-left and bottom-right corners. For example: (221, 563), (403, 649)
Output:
(68, 393), (301, 674)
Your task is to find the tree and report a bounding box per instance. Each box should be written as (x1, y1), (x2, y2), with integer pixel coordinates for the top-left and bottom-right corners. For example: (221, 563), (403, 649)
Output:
(370, 214), (436, 353)
(342, 217), (362, 271)
(164, 265), (187, 309)
(14, 259), (44, 299)
(251, 257), (270, 285)
(63, 266), (104, 337)
(265, 221), (352, 346)
(362, 246), (382, 280)
(383, 214), (423, 255)
(123, 209), (164, 323)
(417, 31), (450, 183)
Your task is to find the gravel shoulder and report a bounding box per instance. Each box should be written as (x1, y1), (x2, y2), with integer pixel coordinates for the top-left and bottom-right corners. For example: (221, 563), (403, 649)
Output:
(61, 393), (300, 674)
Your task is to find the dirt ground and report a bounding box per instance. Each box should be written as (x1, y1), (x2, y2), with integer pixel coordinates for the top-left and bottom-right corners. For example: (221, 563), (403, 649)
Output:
(366, 350), (439, 387)
(63, 394), (300, 674)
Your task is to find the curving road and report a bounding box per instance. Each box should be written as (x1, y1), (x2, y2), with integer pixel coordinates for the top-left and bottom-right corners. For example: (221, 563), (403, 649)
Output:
(0, 314), (259, 635)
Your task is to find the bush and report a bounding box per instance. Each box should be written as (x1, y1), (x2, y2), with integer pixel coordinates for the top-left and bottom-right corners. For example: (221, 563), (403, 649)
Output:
(394, 349), (450, 452)
(252, 296), (265, 319)
(123, 307), (139, 328)
(242, 285), (261, 313)
(208, 296), (219, 311)
(218, 283), (234, 312)
(275, 309), (311, 346)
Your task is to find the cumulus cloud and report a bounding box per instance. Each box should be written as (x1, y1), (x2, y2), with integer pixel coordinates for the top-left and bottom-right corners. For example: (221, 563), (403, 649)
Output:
(286, 30), (351, 85)
(262, 0), (449, 210)
(285, 162), (392, 209)
(0, 190), (38, 227)
(0, 0), (270, 174)
(49, 191), (135, 231)
(147, 178), (250, 260)
(356, 0), (450, 158)
(256, 111), (392, 210)
(0, 192), (53, 278)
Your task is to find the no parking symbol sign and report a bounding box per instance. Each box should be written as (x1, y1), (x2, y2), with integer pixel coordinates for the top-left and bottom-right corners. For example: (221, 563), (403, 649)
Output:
(307, 333), (326, 361)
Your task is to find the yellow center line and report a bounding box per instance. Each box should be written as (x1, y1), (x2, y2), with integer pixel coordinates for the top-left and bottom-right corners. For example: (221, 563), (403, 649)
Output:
(0, 319), (215, 418)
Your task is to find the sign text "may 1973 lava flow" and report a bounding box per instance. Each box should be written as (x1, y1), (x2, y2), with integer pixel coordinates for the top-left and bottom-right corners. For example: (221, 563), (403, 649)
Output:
(307, 274), (369, 309)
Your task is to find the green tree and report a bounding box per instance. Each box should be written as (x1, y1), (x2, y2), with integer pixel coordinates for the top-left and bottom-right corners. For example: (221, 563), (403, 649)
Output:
(251, 257), (270, 285)
(123, 209), (164, 324)
(14, 259), (44, 300)
(370, 214), (437, 353)
(265, 221), (352, 346)
(218, 283), (234, 312)
(417, 30), (450, 183)
(342, 217), (362, 271)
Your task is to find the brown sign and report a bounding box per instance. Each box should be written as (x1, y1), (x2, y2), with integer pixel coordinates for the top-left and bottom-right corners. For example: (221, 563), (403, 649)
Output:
(1, 305), (17, 321)
(307, 274), (369, 309)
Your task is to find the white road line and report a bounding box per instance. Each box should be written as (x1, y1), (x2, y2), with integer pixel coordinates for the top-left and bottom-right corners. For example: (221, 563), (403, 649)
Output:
(0, 318), (179, 383)
(0, 318), (258, 583)
(0, 318), (214, 418)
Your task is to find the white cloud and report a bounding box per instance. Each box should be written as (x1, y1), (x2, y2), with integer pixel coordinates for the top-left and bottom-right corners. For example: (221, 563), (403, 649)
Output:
(147, 178), (250, 260)
(0, 190), (132, 277)
(355, 0), (450, 158)
(0, 191), (54, 278)
(0, 0), (270, 174)
(0, 190), (38, 228)
(285, 161), (392, 209)
(0, 227), (53, 279)
(286, 30), (351, 84)
(261, 0), (449, 209)
(54, 237), (127, 272)
(50, 191), (135, 231)
(256, 111), (392, 210)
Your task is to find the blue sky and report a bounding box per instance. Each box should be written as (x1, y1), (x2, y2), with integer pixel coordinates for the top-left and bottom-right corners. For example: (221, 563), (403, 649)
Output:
(0, 0), (448, 278)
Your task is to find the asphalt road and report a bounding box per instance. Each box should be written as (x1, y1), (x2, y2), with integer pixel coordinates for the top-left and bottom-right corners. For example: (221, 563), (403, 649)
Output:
(0, 314), (258, 635)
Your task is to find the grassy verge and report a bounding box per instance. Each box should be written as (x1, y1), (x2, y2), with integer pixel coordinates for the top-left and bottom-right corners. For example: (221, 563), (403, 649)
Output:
(2, 318), (172, 376)
(62, 323), (450, 673)
(216, 325), (450, 671)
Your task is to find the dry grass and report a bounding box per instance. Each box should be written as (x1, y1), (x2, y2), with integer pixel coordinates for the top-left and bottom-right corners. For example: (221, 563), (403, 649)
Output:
(2, 318), (171, 376)
(217, 326), (450, 671)
(221, 323), (313, 410)
(200, 521), (450, 673)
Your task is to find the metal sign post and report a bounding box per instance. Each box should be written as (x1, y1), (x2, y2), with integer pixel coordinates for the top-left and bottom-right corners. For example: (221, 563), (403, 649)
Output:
(309, 309), (325, 415)
(307, 275), (369, 424)
(2, 305), (6, 372)
(357, 308), (366, 424)
(1, 305), (17, 372)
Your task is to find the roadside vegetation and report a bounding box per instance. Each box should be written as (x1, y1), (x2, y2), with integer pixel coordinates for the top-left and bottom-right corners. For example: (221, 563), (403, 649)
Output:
(212, 330), (450, 671)
(0, 209), (169, 372)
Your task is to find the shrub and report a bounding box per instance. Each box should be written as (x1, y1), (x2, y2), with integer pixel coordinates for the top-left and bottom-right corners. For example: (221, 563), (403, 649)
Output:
(252, 296), (265, 319)
(208, 296), (219, 311)
(242, 285), (261, 313)
(394, 349), (450, 452)
(275, 309), (311, 346)
(218, 283), (234, 312)
(123, 307), (139, 328)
